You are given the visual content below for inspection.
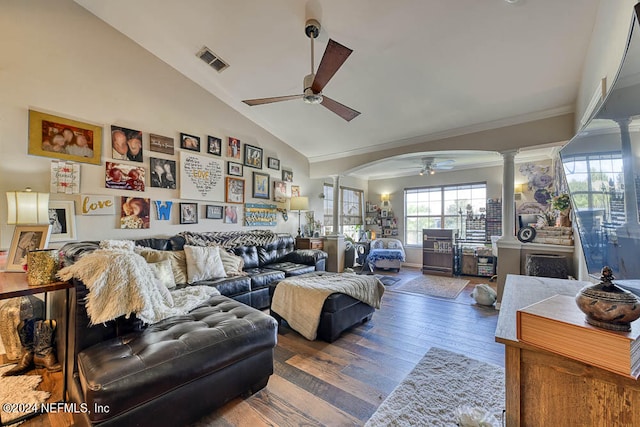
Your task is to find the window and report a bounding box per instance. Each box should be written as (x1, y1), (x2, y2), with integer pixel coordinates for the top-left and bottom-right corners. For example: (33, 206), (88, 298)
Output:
(323, 184), (364, 238)
(405, 183), (487, 245)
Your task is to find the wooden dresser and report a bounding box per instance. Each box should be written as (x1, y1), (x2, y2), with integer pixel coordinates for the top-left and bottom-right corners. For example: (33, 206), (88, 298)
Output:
(496, 274), (640, 426)
(295, 237), (324, 250)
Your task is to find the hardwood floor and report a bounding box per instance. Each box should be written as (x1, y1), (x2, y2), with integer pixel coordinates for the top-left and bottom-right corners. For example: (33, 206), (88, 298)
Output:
(16, 267), (504, 426)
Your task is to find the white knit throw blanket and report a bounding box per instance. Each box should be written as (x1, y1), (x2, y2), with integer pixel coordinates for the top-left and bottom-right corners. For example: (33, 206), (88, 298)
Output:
(57, 248), (220, 325)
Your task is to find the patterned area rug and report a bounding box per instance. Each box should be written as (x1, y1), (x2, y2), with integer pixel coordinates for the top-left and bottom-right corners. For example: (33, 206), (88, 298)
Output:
(0, 363), (50, 425)
(391, 274), (469, 299)
(365, 347), (505, 426)
(375, 275), (401, 286)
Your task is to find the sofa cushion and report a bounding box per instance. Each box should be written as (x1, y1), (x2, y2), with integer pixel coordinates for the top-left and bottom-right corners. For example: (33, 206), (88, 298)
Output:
(184, 245), (227, 283)
(244, 268), (285, 290)
(265, 262), (315, 277)
(76, 295), (277, 423)
(192, 276), (251, 299)
(219, 249), (247, 277)
(233, 245), (259, 269)
(136, 248), (188, 284)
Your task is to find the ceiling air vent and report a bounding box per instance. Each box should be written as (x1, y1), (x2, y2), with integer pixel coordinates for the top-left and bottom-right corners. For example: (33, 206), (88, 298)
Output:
(196, 47), (229, 72)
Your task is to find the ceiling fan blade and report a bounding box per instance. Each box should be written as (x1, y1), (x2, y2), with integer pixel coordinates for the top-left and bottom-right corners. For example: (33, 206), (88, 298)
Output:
(320, 96), (361, 122)
(242, 94), (302, 106)
(311, 39), (353, 93)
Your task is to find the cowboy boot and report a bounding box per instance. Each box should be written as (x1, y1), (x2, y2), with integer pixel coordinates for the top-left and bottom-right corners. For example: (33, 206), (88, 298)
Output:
(33, 319), (62, 372)
(2, 318), (36, 376)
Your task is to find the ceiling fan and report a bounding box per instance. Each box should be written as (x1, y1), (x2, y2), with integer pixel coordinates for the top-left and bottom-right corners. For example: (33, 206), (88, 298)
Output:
(241, 19), (360, 122)
(406, 157), (455, 175)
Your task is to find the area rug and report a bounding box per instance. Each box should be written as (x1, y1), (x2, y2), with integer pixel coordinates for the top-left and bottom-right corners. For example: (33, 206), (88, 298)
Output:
(365, 347), (505, 427)
(0, 363), (50, 425)
(375, 275), (401, 286)
(390, 274), (469, 299)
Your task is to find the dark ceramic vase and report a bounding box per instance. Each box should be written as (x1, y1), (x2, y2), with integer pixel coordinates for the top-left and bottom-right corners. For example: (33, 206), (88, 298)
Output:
(575, 266), (640, 332)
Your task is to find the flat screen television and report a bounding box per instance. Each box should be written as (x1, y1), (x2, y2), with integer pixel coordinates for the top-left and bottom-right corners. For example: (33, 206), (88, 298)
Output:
(560, 4), (640, 280)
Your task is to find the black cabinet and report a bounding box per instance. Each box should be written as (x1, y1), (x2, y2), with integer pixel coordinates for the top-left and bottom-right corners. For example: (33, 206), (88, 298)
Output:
(422, 229), (455, 276)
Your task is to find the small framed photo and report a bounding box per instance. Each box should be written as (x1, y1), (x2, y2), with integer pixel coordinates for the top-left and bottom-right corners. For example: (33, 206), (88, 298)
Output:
(180, 132), (200, 152)
(291, 185), (300, 198)
(282, 169), (293, 182)
(381, 209), (388, 218)
(179, 202), (198, 224)
(207, 136), (222, 156)
(206, 205), (223, 219)
(268, 157), (280, 170)
(244, 144), (263, 169)
(224, 205), (239, 224)
(273, 180), (288, 203)
(149, 133), (174, 155)
(6, 225), (51, 272)
(48, 200), (77, 242)
(227, 161), (243, 177)
(225, 177), (245, 204)
(252, 171), (270, 199)
(227, 137), (241, 159)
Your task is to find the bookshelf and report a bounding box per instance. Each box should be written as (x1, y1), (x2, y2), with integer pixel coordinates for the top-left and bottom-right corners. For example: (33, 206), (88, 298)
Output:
(422, 229), (455, 276)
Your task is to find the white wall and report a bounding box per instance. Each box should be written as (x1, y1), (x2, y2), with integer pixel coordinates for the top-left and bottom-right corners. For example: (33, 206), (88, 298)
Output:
(0, 0), (313, 249)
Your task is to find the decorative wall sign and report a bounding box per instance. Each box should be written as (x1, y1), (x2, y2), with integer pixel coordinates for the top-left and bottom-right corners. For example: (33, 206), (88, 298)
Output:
(28, 109), (102, 165)
(180, 152), (224, 201)
(154, 201), (173, 220)
(149, 133), (174, 155)
(50, 160), (80, 194)
(78, 195), (116, 215)
(244, 203), (277, 226)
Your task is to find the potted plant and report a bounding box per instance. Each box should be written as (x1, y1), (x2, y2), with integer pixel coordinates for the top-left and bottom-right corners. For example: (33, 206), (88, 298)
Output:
(552, 193), (572, 227)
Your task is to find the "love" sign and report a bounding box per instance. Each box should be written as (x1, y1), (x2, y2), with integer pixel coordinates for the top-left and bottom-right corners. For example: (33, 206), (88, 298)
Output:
(79, 195), (116, 215)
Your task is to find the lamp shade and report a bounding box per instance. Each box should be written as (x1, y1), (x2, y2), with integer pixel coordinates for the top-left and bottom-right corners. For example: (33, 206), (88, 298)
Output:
(6, 188), (50, 224)
(289, 196), (309, 211)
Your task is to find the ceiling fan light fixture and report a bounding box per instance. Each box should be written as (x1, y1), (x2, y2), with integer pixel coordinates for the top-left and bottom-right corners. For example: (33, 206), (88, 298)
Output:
(303, 89), (323, 105)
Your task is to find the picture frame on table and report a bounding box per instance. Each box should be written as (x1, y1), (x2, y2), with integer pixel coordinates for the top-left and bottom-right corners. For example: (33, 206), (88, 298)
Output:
(206, 205), (223, 220)
(225, 177), (245, 204)
(227, 161), (243, 177)
(48, 200), (77, 242)
(180, 132), (200, 152)
(6, 225), (51, 272)
(268, 157), (280, 170)
(207, 136), (222, 156)
(244, 144), (263, 169)
(252, 171), (270, 199)
(179, 202), (198, 224)
(28, 109), (102, 165)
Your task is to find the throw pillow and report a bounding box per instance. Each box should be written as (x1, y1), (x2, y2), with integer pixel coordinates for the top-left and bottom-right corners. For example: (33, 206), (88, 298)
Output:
(184, 245), (227, 283)
(100, 240), (135, 251)
(386, 239), (402, 249)
(219, 249), (247, 277)
(147, 259), (176, 289)
(135, 248), (188, 284)
(370, 239), (384, 250)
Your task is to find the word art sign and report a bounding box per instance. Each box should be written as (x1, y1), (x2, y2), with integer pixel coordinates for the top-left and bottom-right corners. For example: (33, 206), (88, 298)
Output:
(78, 195), (116, 215)
(50, 160), (80, 194)
(180, 152), (224, 201)
(155, 201), (173, 221)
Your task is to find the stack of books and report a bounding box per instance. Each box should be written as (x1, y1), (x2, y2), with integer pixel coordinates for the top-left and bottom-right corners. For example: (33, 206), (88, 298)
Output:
(517, 294), (640, 378)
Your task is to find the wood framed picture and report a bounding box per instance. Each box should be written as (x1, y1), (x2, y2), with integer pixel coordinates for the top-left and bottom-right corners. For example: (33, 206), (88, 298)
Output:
(225, 177), (245, 204)
(244, 144), (263, 169)
(179, 202), (198, 224)
(227, 161), (243, 177)
(206, 205), (223, 219)
(111, 125), (143, 162)
(227, 137), (241, 159)
(48, 200), (77, 242)
(252, 171), (270, 199)
(28, 109), (102, 165)
(282, 169), (293, 182)
(268, 157), (280, 170)
(180, 132), (200, 152)
(149, 133), (175, 155)
(6, 225), (51, 271)
(207, 136), (222, 156)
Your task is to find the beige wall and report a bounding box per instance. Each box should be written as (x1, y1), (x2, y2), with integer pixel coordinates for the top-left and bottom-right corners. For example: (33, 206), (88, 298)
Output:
(0, 0), (315, 249)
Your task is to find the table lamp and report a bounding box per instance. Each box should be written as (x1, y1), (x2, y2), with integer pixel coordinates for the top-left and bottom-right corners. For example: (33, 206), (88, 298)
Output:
(6, 188), (50, 225)
(289, 196), (309, 237)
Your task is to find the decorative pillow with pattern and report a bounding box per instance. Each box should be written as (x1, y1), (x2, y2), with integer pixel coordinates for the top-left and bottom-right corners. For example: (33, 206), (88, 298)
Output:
(135, 248), (188, 284)
(370, 239), (385, 250)
(386, 239), (402, 249)
(219, 249), (247, 276)
(184, 245), (227, 283)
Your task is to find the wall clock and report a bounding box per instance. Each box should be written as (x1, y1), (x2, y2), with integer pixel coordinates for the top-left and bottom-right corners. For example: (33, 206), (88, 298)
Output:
(517, 226), (536, 243)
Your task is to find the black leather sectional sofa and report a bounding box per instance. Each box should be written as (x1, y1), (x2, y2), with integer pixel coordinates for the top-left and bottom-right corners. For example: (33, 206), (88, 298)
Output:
(51, 233), (327, 426)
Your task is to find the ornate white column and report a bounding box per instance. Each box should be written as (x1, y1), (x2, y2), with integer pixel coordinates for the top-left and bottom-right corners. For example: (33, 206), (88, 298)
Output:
(500, 149), (519, 242)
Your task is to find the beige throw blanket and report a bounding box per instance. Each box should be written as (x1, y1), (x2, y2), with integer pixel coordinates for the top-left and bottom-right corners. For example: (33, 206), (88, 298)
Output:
(271, 273), (385, 340)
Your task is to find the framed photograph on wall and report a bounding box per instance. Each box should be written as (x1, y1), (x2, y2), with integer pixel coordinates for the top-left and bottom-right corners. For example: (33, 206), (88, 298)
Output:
(282, 169), (293, 182)
(111, 125), (143, 162)
(6, 225), (51, 272)
(28, 109), (102, 165)
(224, 205), (239, 224)
(227, 137), (241, 159)
(150, 157), (177, 189)
(227, 161), (243, 177)
(180, 132), (200, 152)
(207, 136), (222, 156)
(149, 133), (174, 155)
(120, 197), (151, 229)
(252, 171), (270, 199)
(244, 144), (263, 169)
(273, 180), (288, 203)
(179, 202), (198, 224)
(206, 205), (223, 219)
(225, 177), (245, 204)
(268, 157), (280, 170)
(291, 185), (300, 198)
(105, 162), (145, 191)
(48, 200), (77, 242)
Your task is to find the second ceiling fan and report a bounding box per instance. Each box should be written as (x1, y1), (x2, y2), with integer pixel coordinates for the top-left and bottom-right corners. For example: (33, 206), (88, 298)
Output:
(242, 19), (360, 122)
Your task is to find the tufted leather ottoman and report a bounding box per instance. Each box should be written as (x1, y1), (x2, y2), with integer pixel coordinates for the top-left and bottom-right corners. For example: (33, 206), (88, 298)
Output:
(75, 295), (277, 426)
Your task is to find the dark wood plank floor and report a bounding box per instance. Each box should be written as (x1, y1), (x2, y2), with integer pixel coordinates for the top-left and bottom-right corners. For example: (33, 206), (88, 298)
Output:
(13, 267), (503, 427)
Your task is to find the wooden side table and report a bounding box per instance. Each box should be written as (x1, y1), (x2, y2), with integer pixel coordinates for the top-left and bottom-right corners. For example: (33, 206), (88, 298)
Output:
(0, 272), (72, 426)
(295, 237), (324, 250)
